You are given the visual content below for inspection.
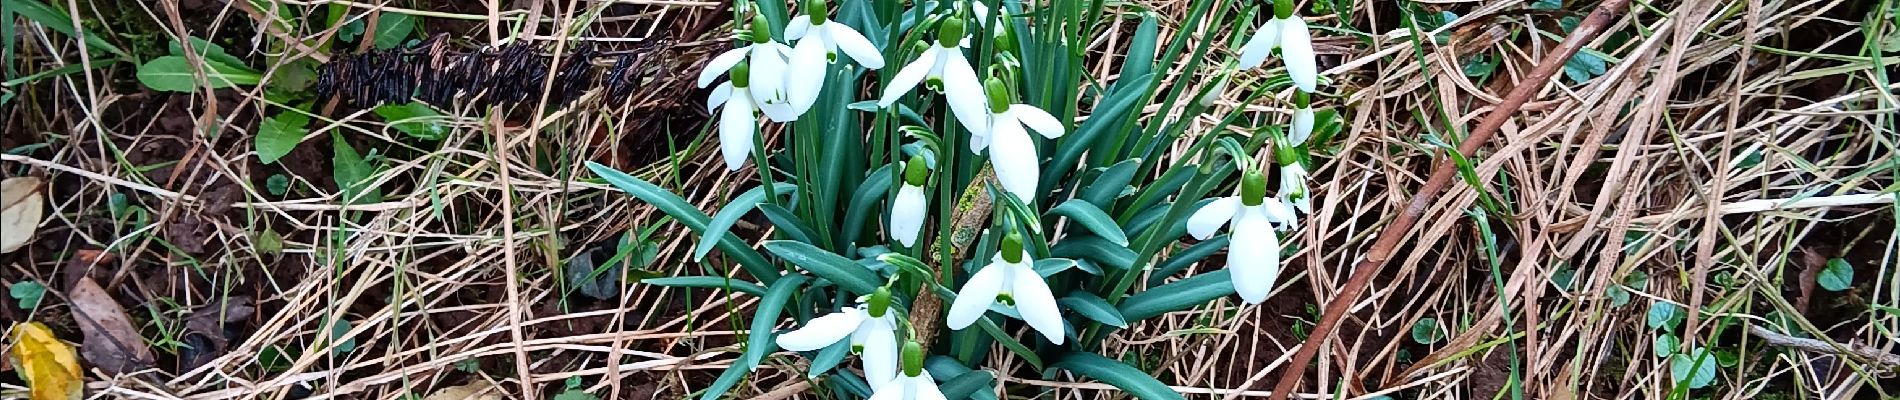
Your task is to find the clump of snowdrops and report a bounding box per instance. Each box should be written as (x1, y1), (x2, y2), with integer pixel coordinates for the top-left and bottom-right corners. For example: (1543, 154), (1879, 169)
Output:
(585, 0), (1335, 398)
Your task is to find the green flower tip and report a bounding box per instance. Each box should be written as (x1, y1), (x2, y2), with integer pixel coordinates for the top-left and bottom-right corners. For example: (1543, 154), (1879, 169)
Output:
(805, 0), (827, 24)
(1274, 0), (1294, 19)
(749, 14), (772, 43)
(901, 341), (925, 377)
(1241, 170), (1267, 206)
(937, 17), (965, 48)
(1293, 90), (1311, 108)
(983, 77), (1010, 113)
(730, 61), (752, 87)
(1274, 137), (1299, 164)
(903, 155), (930, 186)
(868, 287), (892, 317)
(1000, 233), (1024, 263)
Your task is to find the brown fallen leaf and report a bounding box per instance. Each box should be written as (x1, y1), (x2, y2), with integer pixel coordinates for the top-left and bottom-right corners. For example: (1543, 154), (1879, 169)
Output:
(67, 278), (155, 375)
(423, 380), (504, 400)
(179, 296), (256, 370)
(8, 322), (84, 400)
(1, 176), (47, 254)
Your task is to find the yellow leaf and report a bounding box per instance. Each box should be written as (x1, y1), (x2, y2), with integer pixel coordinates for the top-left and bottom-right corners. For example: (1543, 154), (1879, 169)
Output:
(423, 380), (502, 400)
(8, 322), (83, 400)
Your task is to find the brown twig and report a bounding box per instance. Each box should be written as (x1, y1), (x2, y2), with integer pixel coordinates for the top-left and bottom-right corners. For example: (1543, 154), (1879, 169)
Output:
(1264, 2), (1633, 399)
(1748, 326), (1900, 368)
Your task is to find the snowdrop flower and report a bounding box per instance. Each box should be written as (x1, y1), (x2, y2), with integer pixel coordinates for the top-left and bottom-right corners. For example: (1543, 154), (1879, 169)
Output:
(869, 342), (946, 400)
(704, 62), (759, 170)
(786, 0), (885, 69)
(976, 77), (1065, 201)
(776, 289), (900, 390)
(1289, 91), (1315, 146)
(1236, 1), (1318, 93)
(1186, 171), (1298, 304)
(891, 156), (930, 247)
(946, 234), (1064, 344)
(785, 0), (885, 114)
(878, 17), (988, 136)
(699, 14), (802, 121)
(1280, 163), (1309, 214)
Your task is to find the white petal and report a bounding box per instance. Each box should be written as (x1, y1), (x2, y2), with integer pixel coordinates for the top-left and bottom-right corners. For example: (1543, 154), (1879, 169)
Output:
(697, 48), (748, 88)
(1262, 199), (1300, 229)
(1235, 19), (1280, 70)
(947, 261), (1009, 330)
(718, 91), (759, 170)
(1007, 261), (1066, 344)
(787, 38), (830, 116)
(828, 24), (885, 69)
(912, 372), (947, 400)
(1289, 107), (1315, 146)
(786, 17), (814, 40)
(1227, 210), (1280, 304)
(861, 322), (899, 391)
(1287, 193), (1311, 215)
(1278, 17), (1319, 93)
(774, 308), (866, 351)
(987, 115), (1041, 201)
(706, 81), (734, 113)
(891, 184), (928, 247)
(758, 103), (800, 122)
(867, 379), (905, 400)
(880, 50), (938, 107)
(748, 45), (791, 107)
(968, 128), (991, 153)
(1008, 104), (1065, 139)
(1185, 196), (1242, 240)
(940, 51), (990, 140)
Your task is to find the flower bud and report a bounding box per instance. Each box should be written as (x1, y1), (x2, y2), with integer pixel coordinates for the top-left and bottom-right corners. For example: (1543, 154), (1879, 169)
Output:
(938, 17), (966, 48)
(868, 286), (892, 317)
(749, 14), (772, 43)
(806, 0), (827, 25)
(983, 77), (1011, 113)
(1241, 170), (1267, 206)
(1000, 233), (1024, 263)
(903, 155), (930, 187)
(1274, 136), (1299, 165)
(901, 341), (925, 377)
(1274, 0), (1294, 20)
(730, 61), (752, 88)
(1293, 90), (1310, 108)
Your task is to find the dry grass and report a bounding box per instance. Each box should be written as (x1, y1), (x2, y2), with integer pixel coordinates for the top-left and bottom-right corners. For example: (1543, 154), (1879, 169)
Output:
(1, 0), (1894, 399)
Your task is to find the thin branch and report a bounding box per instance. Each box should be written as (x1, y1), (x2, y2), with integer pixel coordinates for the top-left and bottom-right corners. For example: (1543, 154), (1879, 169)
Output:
(1748, 325), (1900, 368)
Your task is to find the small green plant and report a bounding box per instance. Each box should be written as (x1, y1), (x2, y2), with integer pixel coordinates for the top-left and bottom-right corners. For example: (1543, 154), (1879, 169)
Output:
(589, 0), (1337, 398)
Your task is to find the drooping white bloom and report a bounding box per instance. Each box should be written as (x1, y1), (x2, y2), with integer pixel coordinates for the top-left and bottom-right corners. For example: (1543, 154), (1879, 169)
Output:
(784, 1), (885, 115)
(1236, 14), (1318, 93)
(869, 370), (946, 400)
(786, 6), (886, 70)
(977, 81), (1066, 201)
(891, 158), (930, 247)
(704, 63), (760, 170)
(699, 15), (803, 122)
(946, 248), (1065, 344)
(1289, 106), (1315, 146)
(878, 18), (988, 137)
(1280, 163), (1310, 214)
(1186, 177), (1298, 304)
(891, 184), (927, 246)
(775, 303), (900, 390)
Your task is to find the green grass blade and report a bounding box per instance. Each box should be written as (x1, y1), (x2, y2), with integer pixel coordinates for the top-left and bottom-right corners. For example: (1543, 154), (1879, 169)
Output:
(743, 275), (808, 368)
(1078, 158), (1141, 208)
(1147, 236), (1228, 286)
(762, 240), (881, 295)
(696, 182), (797, 261)
(586, 161), (780, 284)
(641, 276), (767, 297)
(1118, 270), (1233, 321)
(757, 204), (820, 245)
(1059, 292), (1127, 328)
(1046, 199), (1130, 246)
(1050, 235), (1136, 270)
(1051, 352), (1185, 400)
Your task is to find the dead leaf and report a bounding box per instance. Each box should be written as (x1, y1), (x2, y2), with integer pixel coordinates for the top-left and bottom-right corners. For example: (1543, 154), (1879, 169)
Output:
(67, 278), (155, 374)
(1, 176), (47, 254)
(423, 380), (503, 400)
(8, 322), (84, 400)
(179, 296), (255, 370)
